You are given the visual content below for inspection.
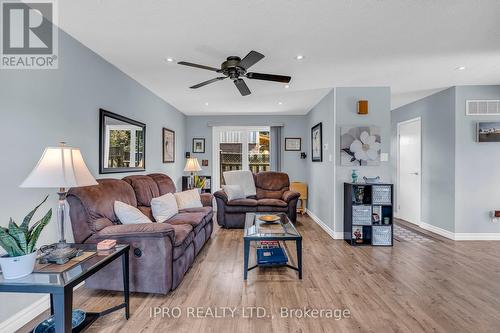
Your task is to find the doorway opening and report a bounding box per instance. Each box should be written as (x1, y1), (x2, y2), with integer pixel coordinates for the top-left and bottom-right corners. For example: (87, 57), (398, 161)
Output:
(397, 117), (422, 225)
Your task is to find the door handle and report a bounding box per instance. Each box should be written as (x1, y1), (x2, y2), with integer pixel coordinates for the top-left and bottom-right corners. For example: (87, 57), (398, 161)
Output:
(410, 172), (419, 175)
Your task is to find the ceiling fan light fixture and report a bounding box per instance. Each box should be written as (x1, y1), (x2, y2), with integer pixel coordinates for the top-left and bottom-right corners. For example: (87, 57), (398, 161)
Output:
(284, 84), (290, 89)
(295, 55), (304, 60)
(165, 57), (175, 62)
(456, 66), (466, 71)
(278, 101), (283, 105)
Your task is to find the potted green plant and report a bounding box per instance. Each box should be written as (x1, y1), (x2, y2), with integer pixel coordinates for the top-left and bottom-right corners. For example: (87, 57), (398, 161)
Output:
(193, 175), (206, 194)
(0, 196), (52, 279)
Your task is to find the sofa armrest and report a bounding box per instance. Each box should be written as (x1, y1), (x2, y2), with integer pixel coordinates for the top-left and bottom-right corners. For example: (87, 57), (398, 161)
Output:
(94, 223), (175, 242)
(282, 190), (300, 203)
(200, 193), (213, 207)
(213, 190), (228, 203)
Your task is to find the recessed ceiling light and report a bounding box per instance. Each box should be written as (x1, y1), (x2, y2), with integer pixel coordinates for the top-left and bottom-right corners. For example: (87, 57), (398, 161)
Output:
(278, 101), (283, 105)
(295, 55), (304, 60)
(284, 84), (290, 89)
(204, 102), (209, 106)
(456, 66), (466, 71)
(166, 57), (174, 62)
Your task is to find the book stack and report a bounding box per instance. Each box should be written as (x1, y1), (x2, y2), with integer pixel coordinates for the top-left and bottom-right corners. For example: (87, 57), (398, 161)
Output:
(256, 241), (288, 266)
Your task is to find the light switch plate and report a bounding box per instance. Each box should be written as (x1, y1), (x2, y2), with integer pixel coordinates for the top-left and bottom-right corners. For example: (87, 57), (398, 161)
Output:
(380, 153), (389, 162)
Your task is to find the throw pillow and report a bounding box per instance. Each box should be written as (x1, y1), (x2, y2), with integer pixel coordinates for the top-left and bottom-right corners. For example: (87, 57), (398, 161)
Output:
(151, 193), (179, 223)
(174, 189), (203, 210)
(114, 201), (151, 224)
(223, 170), (256, 197)
(222, 184), (246, 201)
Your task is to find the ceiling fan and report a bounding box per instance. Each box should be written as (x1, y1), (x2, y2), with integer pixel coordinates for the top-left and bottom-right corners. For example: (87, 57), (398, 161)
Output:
(177, 50), (291, 96)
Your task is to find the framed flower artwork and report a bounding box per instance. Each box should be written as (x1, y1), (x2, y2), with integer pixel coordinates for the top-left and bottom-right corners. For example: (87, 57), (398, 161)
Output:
(340, 126), (381, 166)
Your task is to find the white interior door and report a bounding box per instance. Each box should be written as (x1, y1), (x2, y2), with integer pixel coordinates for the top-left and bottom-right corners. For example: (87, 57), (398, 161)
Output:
(397, 118), (422, 225)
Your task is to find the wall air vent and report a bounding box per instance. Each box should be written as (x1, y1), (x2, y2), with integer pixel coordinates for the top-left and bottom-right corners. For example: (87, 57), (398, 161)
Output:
(466, 100), (500, 115)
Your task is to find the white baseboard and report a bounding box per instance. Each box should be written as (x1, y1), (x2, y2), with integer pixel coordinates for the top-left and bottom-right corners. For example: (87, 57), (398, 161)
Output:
(419, 221), (455, 240)
(0, 282), (85, 333)
(306, 209), (343, 239)
(454, 233), (500, 240)
(419, 221), (500, 240)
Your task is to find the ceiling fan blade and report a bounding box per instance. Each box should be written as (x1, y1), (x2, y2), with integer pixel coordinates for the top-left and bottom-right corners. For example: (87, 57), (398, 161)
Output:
(238, 51), (265, 70)
(189, 77), (226, 89)
(234, 79), (251, 96)
(246, 72), (291, 83)
(178, 61), (220, 72)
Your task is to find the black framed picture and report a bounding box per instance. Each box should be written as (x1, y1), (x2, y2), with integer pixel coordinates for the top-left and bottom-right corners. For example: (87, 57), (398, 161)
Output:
(99, 109), (146, 174)
(311, 122), (323, 162)
(192, 138), (205, 153)
(285, 138), (301, 151)
(163, 128), (175, 163)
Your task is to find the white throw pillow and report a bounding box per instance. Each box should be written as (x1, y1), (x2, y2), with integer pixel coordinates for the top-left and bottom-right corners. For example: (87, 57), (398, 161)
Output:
(174, 189), (203, 210)
(223, 170), (256, 197)
(151, 193), (178, 223)
(114, 201), (151, 224)
(222, 185), (246, 201)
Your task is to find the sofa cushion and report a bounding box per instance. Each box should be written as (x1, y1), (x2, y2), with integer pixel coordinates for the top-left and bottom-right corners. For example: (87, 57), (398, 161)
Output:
(257, 206), (288, 212)
(225, 205), (257, 213)
(122, 175), (160, 207)
(227, 198), (258, 206)
(168, 212), (208, 234)
(254, 172), (290, 199)
(179, 206), (213, 222)
(169, 223), (194, 260)
(148, 173), (177, 195)
(257, 199), (288, 207)
(68, 179), (137, 233)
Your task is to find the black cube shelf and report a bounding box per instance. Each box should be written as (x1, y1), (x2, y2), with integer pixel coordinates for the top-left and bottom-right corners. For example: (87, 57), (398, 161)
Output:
(344, 182), (394, 246)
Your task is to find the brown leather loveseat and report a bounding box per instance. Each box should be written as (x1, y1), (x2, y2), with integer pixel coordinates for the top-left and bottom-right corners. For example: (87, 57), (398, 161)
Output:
(67, 173), (213, 294)
(214, 171), (300, 228)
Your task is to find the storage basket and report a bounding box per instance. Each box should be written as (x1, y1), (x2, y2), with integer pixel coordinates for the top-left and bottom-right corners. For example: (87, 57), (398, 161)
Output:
(372, 225), (392, 245)
(372, 185), (392, 205)
(352, 205), (372, 225)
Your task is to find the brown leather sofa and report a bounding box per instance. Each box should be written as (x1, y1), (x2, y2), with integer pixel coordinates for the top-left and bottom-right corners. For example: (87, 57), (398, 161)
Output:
(214, 171), (300, 228)
(67, 173), (213, 294)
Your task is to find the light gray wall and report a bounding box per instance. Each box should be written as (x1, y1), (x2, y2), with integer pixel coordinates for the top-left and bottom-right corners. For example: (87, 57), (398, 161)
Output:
(391, 88), (456, 232)
(185, 115), (309, 184)
(454, 85), (500, 233)
(335, 87), (392, 233)
(306, 90), (335, 228)
(0, 30), (186, 326)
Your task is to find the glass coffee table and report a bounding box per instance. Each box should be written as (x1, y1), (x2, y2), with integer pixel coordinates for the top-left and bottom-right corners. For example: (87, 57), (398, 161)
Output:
(243, 212), (302, 280)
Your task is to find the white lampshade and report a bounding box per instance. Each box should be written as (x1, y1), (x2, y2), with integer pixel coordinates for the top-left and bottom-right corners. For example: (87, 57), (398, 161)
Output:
(20, 146), (97, 189)
(184, 157), (202, 172)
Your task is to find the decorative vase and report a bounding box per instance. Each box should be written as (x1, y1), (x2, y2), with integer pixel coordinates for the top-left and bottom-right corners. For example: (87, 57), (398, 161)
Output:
(0, 251), (37, 279)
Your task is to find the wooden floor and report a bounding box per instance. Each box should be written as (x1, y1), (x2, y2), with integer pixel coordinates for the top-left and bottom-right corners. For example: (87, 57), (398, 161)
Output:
(21, 215), (500, 333)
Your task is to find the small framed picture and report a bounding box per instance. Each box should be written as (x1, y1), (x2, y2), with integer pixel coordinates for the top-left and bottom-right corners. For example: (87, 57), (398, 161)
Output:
(311, 122), (323, 162)
(285, 138), (301, 151)
(162, 128), (175, 163)
(192, 138), (205, 153)
(202, 159), (209, 166)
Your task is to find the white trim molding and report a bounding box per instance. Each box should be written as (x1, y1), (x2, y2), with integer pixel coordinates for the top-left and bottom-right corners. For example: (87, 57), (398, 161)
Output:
(420, 221), (500, 240)
(0, 295), (49, 333)
(306, 209), (343, 239)
(419, 221), (455, 240)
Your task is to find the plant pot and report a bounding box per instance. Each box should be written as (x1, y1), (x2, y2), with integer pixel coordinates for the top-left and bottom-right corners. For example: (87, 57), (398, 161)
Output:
(0, 251), (37, 279)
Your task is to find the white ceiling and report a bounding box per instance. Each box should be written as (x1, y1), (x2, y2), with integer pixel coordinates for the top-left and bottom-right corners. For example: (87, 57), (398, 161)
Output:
(58, 0), (500, 115)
